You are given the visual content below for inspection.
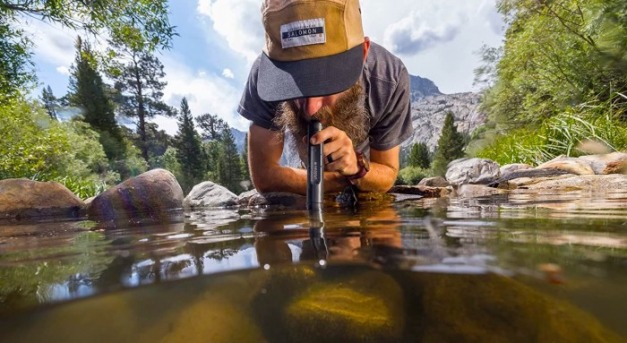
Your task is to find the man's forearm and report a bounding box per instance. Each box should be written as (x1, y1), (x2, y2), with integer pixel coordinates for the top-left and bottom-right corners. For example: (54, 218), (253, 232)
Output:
(253, 164), (351, 195)
(350, 161), (398, 193)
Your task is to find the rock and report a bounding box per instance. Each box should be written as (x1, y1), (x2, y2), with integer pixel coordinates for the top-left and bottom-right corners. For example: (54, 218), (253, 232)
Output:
(400, 272), (624, 343)
(510, 174), (627, 192)
(492, 168), (573, 188)
(603, 160), (627, 174)
(184, 181), (240, 209)
(578, 152), (627, 175)
(0, 179), (84, 220)
(454, 184), (509, 198)
(282, 270), (405, 343)
(418, 176), (450, 187)
(445, 158), (501, 186)
(500, 163), (533, 176)
(87, 169), (183, 222)
(388, 185), (448, 198)
(538, 155), (595, 175)
(238, 189), (259, 206)
(247, 192), (306, 208)
(403, 92), (486, 152)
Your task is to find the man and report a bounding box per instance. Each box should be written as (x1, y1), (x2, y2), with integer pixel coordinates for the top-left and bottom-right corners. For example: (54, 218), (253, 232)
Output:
(238, 0), (413, 195)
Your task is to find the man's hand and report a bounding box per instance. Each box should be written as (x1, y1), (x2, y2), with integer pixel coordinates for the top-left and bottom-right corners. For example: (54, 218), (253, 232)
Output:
(309, 126), (359, 176)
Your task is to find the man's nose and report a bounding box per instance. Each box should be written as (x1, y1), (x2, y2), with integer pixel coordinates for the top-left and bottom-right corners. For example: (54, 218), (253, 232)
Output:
(303, 97), (324, 116)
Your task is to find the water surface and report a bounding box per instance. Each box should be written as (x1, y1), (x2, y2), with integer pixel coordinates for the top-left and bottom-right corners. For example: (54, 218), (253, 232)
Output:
(1, 190), (626, 342)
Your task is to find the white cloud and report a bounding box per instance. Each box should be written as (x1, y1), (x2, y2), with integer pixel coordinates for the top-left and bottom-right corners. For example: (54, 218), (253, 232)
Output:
(156, 53), (249, 135)
(56, 66), (71, 76)
(197, 0), (264, 62)
(20, 19), (76, 70)
(382, 8), (465, 55)
(222, 68), (235, 79)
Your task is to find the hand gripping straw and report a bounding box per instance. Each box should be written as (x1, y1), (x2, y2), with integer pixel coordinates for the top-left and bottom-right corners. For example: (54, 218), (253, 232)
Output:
(307, 120), (324, 212)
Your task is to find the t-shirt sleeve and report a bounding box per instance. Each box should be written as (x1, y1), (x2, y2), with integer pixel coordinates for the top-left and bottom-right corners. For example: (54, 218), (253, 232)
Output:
(237, 56), (280, 131)
(369, 65), (413, 151)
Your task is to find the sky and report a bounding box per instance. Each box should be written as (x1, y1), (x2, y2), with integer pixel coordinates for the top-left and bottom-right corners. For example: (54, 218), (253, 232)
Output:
(24, 0), (505, 135)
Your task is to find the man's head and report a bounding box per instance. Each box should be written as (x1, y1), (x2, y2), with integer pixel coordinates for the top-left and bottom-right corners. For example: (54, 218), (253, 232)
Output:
(273, 82), (370, 156)
(257, 0), (369, 102)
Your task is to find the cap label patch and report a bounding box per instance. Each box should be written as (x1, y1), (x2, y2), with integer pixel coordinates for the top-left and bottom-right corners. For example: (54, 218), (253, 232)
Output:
(280, 18), (326, 49)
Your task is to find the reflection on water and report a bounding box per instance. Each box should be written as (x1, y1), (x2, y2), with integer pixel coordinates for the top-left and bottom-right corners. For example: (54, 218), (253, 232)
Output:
(0, 190), (626, 341)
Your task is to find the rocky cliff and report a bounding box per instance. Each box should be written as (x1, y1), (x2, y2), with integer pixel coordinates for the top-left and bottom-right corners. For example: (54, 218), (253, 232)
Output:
(402, 91), (486, 152)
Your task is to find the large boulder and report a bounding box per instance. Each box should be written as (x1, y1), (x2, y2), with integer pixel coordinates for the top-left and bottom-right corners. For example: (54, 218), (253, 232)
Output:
(87, 169), (183, 222)
(445, 158), (501, 186)
(184, 181), (239, 209)
(0, 179), (84, 220)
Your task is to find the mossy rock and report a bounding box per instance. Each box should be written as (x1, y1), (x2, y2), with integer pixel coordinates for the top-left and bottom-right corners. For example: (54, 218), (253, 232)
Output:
(398, 272), (624, 343)
(282, 270), (405, 343)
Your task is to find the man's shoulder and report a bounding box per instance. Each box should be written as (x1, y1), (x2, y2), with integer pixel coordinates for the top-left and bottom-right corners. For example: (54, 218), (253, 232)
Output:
(365, 42), (408, 85)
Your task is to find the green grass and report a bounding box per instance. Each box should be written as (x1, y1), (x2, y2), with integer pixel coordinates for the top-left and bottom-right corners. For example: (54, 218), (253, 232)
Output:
(476, 97), (627, 165)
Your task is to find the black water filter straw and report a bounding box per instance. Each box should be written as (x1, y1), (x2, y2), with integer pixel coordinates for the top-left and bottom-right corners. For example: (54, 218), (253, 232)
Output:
(307, 120), (324, 211)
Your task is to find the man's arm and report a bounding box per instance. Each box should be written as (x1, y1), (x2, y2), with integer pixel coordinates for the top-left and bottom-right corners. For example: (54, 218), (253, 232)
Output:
(311, 126), (400, 193)
(248, 124), (350, 195)
(351, 146), (400, 193)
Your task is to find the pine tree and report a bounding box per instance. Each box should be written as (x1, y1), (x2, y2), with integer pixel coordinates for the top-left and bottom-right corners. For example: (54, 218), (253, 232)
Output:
(110, 46), (175, 161)
(68, 36), (125, 162)
(216, 128), (243, 193)
(408, 142), (430, 169)
(40, 85), (58, 120)
(240, 133), (250, 182)
(196, 113), (229, 140)
(175, 98), (205, 193)
(432, 112), (465, 176)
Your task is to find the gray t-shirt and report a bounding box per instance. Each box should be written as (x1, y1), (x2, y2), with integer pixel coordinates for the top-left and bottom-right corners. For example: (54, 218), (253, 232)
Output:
(238, 42), (413, 152)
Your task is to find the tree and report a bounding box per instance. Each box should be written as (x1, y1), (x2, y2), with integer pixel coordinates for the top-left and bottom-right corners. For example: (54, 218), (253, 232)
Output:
(110, 47), (175, 161)
(40, 85), (58, 120)
(432, 112), (465, 176)
(0, 0), (176, 100)
(479, 0), (627, 128)
(68, 36), (125, 162)
(196, 113), (229, 140)
(175, 98), (205, 193)
(216, 128), (243, 193)
(408, 142), (430, 169)
(240, 133), (250, 183)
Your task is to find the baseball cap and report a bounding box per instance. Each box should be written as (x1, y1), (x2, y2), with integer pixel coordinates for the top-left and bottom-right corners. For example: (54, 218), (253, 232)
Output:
(257, 0), (365, 102)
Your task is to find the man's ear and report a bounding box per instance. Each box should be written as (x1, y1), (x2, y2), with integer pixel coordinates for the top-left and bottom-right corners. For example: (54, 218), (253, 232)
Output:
(363, 36), (371, 62)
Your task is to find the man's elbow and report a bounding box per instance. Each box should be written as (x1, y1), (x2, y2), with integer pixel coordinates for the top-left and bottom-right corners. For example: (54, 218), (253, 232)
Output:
(251, 174), (277, 193)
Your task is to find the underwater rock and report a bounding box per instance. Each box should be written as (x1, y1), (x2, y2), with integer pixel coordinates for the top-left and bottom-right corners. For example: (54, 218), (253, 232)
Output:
(397, 272), (624, 343)
(446, 158), (501, 186)
(281, 270), (405, 343)
(184, 181), (239, 209)
(418, 176), (450, 187)
(87, 169), (183, 222)
(0, 178), (84, 220)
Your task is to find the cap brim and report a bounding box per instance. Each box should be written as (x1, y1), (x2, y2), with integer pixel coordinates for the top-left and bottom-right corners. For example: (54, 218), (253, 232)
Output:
(257, 43), (364, 102)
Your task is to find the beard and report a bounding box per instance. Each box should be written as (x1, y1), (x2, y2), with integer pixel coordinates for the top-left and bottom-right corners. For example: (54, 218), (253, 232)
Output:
(273, 83), (370, 160)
